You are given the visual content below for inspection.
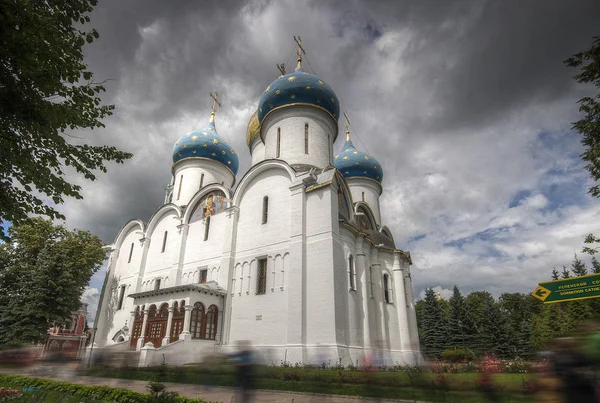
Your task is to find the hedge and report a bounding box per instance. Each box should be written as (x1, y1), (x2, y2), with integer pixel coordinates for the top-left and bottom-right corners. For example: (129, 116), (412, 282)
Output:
(0, 375), (214, 403)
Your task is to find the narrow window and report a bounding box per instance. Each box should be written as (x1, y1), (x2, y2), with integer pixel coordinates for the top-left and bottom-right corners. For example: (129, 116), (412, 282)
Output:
(127, 242), (134, 263)
(154, 279), (161, 290)
(348, 255), (355, 290)
(200, 173), (204, 189)
(177, 175), (183, 200)
(262, 196), (269, 224)
(383, 274), (390, 303)
(161, 231), (168, 253)
(199, 269), (208, 284)
(362, 192), (365, 202)
(117, 286), (126, 310)
(304, 123), (309, 154)
(204, 216), (210, 241)
(369, 267), (374, 298)
(276, 127), (281, 158)
(257, 258), (267, 295)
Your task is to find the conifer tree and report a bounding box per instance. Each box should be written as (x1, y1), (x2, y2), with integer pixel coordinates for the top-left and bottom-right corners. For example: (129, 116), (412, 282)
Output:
(561, 266), (571, 279)
(421, 288), (448, 358)
(479, 298), (511, 357)
(551, 268), (560, 280)
(571, 253), (588, 277)
(591, 257), (600, 274)
(449, 285), (474, 349)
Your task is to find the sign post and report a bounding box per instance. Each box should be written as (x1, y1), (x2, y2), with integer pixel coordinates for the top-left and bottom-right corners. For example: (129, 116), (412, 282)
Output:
(531, 273), (600, 303)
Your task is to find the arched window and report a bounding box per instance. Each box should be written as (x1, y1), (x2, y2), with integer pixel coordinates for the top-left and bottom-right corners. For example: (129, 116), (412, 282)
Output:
(159, 303), (169, 318)
(205, 305), (218, 340)
(190, 302), (205, 339)
(161, 231), (168, 253)
(348, 255), (356, 291)
(116, 285), (126, 310)
(204, 216), (210, 241)
(170, 301), (185, 342)
(200, 173), (204, 189)
(147, 304), (157, 319)
(362, 192), (365, 202)
(383, 273), (392, 303)
(276, 127), (281, 158)
(304, 123), (309, 154)
(177, 175), (183, 200)
(127, 242), (134, 263)
(262, 196), (269, 224)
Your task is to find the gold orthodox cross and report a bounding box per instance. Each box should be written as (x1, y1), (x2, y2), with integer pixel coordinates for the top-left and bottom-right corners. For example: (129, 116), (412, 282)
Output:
(293, 35), (306, 69)
(209, 92), (222, 123)
(344, 111), (351, 141)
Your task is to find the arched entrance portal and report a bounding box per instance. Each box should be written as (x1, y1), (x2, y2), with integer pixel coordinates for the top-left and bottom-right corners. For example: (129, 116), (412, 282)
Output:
(130, 305), (144, 349)
(170, 300), (185, 342)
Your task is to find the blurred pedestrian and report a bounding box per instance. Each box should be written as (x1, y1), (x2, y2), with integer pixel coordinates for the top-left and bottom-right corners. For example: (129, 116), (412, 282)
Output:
(479, 355), (500, 403)
(551, 337), (596, 403)
(231, 341), (255, 403)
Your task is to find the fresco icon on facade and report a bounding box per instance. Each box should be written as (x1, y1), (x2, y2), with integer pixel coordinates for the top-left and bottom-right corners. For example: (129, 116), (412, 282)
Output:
(189, 191), (228, 223)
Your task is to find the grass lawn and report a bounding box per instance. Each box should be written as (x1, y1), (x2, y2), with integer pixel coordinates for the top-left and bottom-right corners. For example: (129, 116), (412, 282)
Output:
(83, 365), (538, 402)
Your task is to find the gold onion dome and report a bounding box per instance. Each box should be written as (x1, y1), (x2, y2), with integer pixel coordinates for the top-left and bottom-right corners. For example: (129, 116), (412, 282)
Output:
(245, 111), (261, 148)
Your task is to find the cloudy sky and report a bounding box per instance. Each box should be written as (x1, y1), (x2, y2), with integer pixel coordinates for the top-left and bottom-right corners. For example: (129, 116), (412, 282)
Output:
(55, 0), (600, 320)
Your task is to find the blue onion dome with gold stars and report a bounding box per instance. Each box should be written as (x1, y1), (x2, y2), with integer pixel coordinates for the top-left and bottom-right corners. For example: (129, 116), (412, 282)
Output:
(334, 134), (383, 184)
(257, 67), (340, 129)
(172, 120), (239, 175)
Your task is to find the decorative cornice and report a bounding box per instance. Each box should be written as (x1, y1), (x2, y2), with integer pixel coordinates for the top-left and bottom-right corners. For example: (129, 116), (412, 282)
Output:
(129, 283), (227, 299)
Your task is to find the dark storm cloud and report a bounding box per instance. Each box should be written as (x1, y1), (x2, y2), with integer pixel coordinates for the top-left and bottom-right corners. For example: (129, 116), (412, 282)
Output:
(55, 0), (600, 297)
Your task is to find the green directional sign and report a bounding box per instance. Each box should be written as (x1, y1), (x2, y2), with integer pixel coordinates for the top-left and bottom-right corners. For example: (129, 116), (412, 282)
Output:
(532, 273), (600, 303)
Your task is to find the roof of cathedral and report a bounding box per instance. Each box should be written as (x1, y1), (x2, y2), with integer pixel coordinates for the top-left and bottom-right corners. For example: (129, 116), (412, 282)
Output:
(257, 67), (340, 126)
(334, 136), (383, 184)
(172, 121), (239, 175)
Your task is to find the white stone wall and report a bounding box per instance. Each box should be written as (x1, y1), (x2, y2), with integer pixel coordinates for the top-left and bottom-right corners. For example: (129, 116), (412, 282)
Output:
(262, 106), (337, 169)
(228, 168), (293, 353)
(142, 209), (181, 289)
(250, 138), (265, 166)
(347, 178), (383, 226)
(171, 160), (235, 207)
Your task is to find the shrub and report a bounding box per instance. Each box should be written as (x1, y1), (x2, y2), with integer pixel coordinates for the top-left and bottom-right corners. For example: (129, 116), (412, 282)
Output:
(0, 375), (210, 403)
(440, 347), (475, 363)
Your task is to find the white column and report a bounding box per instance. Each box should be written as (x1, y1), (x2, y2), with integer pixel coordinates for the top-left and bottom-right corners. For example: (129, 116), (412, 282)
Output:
(392, 254), (411, 354)
(180, 304), (193, 341)
(370, 247), (384, 352)
(126, 307), (137, 341)
(286, 182), (307, 364)
(222, 206), (240, 346)
(404, 266), (421, 358)
(136, 308), (149, 351)
(356, 236), (370, 350)
(162, 306), (174, 345)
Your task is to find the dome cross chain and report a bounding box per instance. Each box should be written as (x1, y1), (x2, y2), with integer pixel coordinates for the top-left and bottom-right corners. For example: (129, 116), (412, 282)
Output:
(209, 92), (222, 123)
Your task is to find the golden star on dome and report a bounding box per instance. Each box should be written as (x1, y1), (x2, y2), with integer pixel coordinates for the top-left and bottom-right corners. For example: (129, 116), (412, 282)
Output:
(259, 108), (263, 113)
(275, 89), (281, 95)
(269, 104), (273, 109)
(355, 162), (359, 166)
(353, 151), (358, 154)
(335, 155), (339, 159)
(290, 94), (295, 99)
(213, 139), (219, 145)
(364, 171), (367, 174)
(317, 97), (322, 103)
(342, 156), (348, 160)
(305, 86), (311, 91)
(376, 176), (380, 180)
(302, 72), (310, 75)
(288, 76), (296, 82)
(202, 131), (208, 135)
(331, 98), (335, 103)
(231, 149), (235, 154)
(228, 161), (231, 164)
(212, 152), (216, 156)
(345, 171), (349, 174)
(192, 136), (198, 140)
(364, 156), (369, 160)
(373, 166), (377, 169)
(265, 85), (270, 93)
(192, 150), (197, 154)
(183, 144), (187, 148)
(222, 150), (226, 154)
(203, 144), (208, 148)
(318, 80), (324, 86)
(178, 152), (182, 156)
(175, 141), (180, 145)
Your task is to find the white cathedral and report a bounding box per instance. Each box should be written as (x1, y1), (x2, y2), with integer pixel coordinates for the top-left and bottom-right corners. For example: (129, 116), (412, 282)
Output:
(94, 45), (422, 367)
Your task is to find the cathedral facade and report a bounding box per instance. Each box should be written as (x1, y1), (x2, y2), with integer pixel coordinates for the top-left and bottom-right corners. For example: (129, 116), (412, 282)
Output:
(94, 49), (422, 367)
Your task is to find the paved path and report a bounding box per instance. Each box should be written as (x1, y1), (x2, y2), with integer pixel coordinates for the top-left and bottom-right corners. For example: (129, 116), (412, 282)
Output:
(0, 367), (425, 403)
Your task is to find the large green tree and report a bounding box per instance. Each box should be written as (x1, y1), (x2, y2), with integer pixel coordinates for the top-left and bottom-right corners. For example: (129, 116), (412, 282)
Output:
(0, 0), (132, 236)
(420, 288), (448, 358)
(565, 36), (600, 196)
(0, 218), (105, 345)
